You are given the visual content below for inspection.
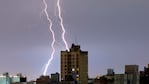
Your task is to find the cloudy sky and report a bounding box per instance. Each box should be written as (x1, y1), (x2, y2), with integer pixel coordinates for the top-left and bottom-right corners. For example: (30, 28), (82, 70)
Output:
(0, 0), (149, 80)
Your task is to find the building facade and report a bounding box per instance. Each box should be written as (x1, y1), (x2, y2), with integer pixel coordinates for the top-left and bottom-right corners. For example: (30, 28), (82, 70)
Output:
(114, 74), (134, 84)
(0, 73), (27, 84)
(36, 76), (51, 84)
(61, 44), (88, 84)
(51, 72), (60, 84)
(140, 64), (149, 84)
(125, 65), (139, 84)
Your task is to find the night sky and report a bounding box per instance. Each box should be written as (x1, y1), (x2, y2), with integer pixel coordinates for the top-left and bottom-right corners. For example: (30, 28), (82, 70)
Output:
(0, 0), (149, 80)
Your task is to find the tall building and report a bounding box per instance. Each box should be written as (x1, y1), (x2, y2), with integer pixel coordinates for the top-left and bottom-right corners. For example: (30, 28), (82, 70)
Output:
(51, 72), (60, 84)
(125, 65), (139, 84)
(107, 68), (114, 76)
(140, 64), (149, 84)
(61, 44), (88, 84)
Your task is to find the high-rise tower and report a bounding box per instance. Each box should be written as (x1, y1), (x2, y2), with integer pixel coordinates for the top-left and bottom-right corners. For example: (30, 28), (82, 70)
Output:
(125, 65), (139, 84)
(61, 44), (88, 84)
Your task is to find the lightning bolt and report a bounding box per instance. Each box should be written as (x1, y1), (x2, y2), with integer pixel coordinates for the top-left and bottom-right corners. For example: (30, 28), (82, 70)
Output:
(41, 0), (69, 75)
(42, 0), (56, 75)
(57, 0), (69, 51)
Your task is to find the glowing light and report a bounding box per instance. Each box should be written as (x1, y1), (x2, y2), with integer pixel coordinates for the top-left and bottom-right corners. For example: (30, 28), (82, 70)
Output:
(42, 0), (56, 75)
(57, 0), (69, 51)
(41, 0), (69, 75)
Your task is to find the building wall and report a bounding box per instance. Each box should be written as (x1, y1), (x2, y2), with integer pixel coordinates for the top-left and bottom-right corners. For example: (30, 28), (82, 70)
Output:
(61, 44), (88, 84)
(36, 76), (51, 84)
(140, 65), (149, 84)
(125, 65), (139, 84)
(51, 73), (60, 84)
(0, 73), (26, 84)
(79, 51), (88, 84)
(125, 65), (138, 74)
(0, 76), (10, 84)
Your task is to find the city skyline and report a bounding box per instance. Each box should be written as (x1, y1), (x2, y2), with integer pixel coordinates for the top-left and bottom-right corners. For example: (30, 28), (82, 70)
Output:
(0, 64), (149, 83)
(0, 0), (149, 80)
